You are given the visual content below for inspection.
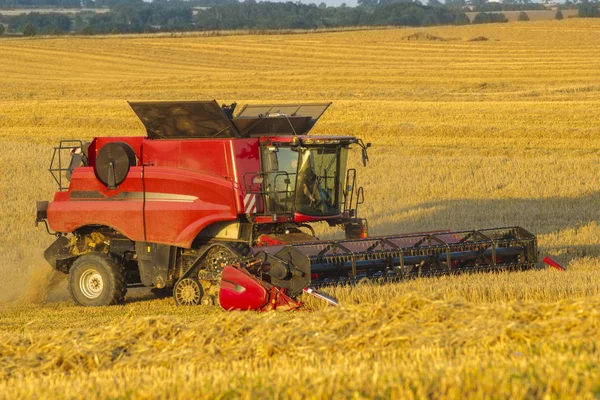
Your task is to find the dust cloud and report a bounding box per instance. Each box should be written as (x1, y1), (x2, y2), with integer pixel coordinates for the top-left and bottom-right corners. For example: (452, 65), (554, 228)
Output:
(0, 256), (69, 304)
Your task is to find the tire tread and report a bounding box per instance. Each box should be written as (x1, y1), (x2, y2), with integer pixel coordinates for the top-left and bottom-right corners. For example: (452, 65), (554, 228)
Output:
(68, 252), (127, 306)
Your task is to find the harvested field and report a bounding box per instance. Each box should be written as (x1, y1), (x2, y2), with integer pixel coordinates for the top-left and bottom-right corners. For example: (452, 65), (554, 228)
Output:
(1, 19), (600, 398)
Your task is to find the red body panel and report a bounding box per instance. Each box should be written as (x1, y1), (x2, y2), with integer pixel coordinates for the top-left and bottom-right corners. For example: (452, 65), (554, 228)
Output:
(229, 139), (262, 214)
(48, 137), (262, 248)
(142, 167), (237, 246)
(48, 166), (145, 241)
(142, 139), (230, 177)
(47, 134), (352, 248)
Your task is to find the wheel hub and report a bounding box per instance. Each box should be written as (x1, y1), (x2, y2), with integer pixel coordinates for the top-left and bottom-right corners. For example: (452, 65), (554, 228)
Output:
(79, 269), (103, 299)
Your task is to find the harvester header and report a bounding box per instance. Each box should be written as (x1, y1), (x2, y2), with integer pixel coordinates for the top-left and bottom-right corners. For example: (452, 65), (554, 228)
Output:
(35, 100), (539, 310)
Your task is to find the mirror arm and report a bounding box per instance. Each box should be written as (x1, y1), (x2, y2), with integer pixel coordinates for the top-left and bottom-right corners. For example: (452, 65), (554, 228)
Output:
(357, 139), (371, 167)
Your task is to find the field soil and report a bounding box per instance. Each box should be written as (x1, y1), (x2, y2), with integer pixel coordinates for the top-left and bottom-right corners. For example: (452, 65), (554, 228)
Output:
(1, 19), (600, 398)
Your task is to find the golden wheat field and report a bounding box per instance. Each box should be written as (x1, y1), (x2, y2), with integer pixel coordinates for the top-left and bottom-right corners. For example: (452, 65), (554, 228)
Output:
(1, 19), (600, 398)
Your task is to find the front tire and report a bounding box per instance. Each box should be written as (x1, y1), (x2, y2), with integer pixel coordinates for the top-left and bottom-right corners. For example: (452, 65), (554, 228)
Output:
(68, 253), (127, 306)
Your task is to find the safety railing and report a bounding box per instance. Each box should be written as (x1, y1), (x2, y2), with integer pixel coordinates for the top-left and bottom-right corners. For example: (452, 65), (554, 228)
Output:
(49, 140), (86, 191)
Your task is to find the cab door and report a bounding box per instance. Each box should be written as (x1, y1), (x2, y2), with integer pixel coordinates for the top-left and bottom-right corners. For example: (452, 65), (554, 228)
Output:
(261, 145), (299, 215)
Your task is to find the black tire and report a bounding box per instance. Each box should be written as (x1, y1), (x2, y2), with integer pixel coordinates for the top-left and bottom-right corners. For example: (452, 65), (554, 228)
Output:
(68, 252), (127, 306)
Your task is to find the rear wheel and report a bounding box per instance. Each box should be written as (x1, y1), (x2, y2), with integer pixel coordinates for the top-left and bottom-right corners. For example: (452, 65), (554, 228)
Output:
(68, 253), (127, 306)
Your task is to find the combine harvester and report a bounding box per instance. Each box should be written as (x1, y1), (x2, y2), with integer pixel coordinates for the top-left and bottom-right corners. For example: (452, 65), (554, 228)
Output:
(35, 101), (539, 310)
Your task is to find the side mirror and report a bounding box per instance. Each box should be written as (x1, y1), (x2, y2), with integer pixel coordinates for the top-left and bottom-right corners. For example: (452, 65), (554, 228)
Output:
(358, 140), (371, 167)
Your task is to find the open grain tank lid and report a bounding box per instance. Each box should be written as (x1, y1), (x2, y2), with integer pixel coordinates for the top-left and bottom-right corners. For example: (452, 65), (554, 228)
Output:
(128, 101), (331, 139)
(233, 103), (331, 136)
(128, 100), (240, 139)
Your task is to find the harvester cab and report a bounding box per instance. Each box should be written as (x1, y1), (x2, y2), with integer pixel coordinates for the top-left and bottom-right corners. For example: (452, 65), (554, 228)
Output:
(248, 135), (364, 228)
(36, 100), (538, 310)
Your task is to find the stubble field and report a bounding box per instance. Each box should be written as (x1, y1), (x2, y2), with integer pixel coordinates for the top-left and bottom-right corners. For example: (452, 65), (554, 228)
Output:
(1, 19), (600, 398)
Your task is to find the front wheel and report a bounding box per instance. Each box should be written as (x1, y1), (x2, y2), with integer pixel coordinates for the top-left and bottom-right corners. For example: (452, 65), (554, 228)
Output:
(68, 253), (127, 306)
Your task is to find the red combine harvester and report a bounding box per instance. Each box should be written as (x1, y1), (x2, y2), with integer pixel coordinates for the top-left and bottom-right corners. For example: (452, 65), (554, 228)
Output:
(36, 101), (538, 309)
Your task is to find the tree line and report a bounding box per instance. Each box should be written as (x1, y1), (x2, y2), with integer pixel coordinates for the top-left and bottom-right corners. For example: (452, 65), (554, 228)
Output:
(0, 0), (80, 7)
(0, 0), (597, 36)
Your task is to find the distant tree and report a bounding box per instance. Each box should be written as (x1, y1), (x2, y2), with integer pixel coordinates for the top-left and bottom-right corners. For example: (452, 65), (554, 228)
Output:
(445, 0), (466, 11)
(518, 11), (530, 20)
(51, 27), (64, 35)
(22, 24), (36, 36)
(73, 15), (85, 32)
(2, 0), (81, 8)
(473, 11), (508, 23)
(471, 0), (488, 8)
(493, 12), (508, 22)
(0, 24), (5, 36)
(578, 0), (599, 17)
(555, 9), (564, 19)
(358, 0), (378, 7)
(421, 13), (438, 25)
(0, 0), (525, 36)
(454, 12), (470, 24)
(473, 11), (490, 23)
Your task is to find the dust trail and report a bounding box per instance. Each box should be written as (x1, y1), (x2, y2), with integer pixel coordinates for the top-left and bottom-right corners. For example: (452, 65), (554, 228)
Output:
(0, 256), (68, 304)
